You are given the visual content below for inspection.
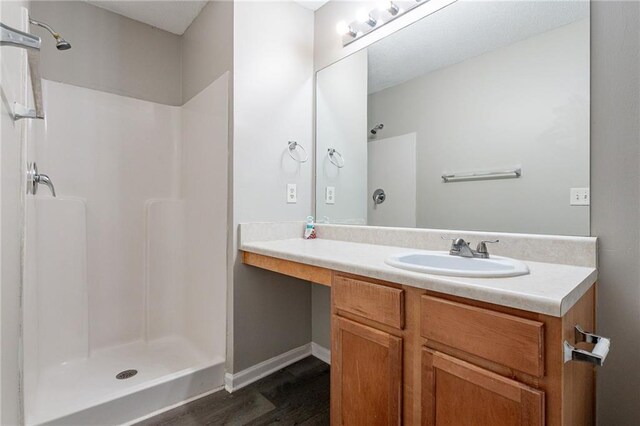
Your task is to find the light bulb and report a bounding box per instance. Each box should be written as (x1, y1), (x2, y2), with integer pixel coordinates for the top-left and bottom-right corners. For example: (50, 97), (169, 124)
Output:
(335, 21), (356, 37)
(356, 8), (377, 27)
(355, 8), (368, 22)
(336, 21), (347, 35)
(378, 0), (400, 16)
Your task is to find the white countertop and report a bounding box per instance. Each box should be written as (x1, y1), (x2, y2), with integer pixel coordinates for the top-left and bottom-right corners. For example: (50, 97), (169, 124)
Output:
(241, 237), (597, 317)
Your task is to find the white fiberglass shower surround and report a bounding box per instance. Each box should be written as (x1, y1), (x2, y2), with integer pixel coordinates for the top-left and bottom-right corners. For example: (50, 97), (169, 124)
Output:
(22, 76), (228, 424)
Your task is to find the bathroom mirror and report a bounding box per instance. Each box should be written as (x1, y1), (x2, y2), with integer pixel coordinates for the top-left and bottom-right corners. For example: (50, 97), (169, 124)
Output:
(315, 0), (590, 236)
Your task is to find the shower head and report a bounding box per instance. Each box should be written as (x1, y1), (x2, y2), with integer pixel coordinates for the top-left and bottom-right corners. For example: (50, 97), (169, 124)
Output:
(55, 38), (71, 51)
(370, 124), (384, 135)
(29, 18), (71, 50)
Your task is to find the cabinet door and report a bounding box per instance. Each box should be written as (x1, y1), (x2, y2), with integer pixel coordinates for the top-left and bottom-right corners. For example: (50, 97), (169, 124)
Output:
(332, 316), (403, 426)
(422, 349), (545, 426)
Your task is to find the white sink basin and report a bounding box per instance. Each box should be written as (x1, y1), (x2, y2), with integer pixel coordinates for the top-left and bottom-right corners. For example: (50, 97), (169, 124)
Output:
(385, 251), (530, 278)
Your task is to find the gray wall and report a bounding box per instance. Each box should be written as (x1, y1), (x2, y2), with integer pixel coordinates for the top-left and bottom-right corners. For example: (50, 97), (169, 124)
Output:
(30, 1), (182, 106)
(368, 19), (590, 236)
(231, 1), (315, 373)
(591, 2), (640, 424)
(181, 0), (233, 104)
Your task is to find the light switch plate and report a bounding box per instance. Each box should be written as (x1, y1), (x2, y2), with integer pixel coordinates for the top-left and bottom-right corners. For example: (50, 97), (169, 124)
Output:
(570, 188), (590, 206)
(325, 186), (335, 204)
(287, 183), (297, 203)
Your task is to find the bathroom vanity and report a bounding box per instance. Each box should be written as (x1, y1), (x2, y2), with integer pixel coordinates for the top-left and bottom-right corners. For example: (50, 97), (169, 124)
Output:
(239, 223), (603, 426)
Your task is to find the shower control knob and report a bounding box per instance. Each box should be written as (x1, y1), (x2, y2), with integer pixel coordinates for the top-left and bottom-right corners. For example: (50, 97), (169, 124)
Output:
(373, 188), (386, 205)
(27, 162), (56, 197)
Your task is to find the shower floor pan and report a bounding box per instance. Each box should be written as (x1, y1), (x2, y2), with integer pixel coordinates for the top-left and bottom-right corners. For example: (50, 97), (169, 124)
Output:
(26, 336), (224, 426)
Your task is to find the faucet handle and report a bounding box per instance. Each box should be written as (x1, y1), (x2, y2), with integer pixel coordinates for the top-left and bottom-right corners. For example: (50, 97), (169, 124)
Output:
(441, 236), (465, 242)
(441, 236), (462, 245)
(476, 240), (499, 255)
(27, 162), (56, 197)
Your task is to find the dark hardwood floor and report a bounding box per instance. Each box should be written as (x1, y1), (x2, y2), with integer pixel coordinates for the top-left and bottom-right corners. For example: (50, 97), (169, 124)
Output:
(136, 356), (330, 426)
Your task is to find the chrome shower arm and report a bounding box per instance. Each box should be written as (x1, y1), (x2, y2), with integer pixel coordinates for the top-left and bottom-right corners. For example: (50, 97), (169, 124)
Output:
(28, 18), (57, 37)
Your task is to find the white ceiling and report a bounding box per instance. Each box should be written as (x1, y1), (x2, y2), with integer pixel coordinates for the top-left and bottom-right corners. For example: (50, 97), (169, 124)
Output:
(294, 0), (329, 11)
(367, 0), (589, 94)
(86, 1), (208, 35)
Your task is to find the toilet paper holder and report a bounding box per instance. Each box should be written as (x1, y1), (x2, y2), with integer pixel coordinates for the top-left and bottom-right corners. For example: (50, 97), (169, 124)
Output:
(564, 325), (610, 366)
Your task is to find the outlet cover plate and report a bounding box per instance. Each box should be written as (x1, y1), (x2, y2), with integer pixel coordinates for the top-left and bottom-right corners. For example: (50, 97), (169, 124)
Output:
(570, 188), (590, 206)
(325, 186), (335, 204)
(287, 184), (297, 203)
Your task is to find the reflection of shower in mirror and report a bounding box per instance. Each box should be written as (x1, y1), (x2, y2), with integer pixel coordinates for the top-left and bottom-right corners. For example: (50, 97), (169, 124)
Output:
(370, 123), (384, 135)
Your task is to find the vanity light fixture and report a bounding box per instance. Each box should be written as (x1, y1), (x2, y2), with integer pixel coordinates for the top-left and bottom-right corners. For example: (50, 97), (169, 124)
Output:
(338, 0), (429, 46)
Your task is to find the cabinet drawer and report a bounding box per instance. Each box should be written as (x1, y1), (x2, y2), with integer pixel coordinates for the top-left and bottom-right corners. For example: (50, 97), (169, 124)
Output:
(421, 296), (544, 377)
(333, 275), (404, 329)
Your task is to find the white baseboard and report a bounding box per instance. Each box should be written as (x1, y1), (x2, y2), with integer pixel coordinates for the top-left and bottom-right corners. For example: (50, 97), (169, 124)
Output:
(225, 343), (312, 393)
(311, 342), (331, 365)
(224, 341), (332, 394)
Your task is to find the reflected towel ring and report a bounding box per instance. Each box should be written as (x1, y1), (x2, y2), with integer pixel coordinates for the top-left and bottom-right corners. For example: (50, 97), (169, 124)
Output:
(287, 141), (308, 163)
(327, 148), (345, 168)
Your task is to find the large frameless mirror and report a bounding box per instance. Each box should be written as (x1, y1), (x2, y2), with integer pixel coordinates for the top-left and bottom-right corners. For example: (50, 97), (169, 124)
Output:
(315, 0), (590, 236)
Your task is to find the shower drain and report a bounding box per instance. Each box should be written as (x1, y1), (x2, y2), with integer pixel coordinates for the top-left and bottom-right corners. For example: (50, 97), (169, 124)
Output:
(116, 369), (138, 380)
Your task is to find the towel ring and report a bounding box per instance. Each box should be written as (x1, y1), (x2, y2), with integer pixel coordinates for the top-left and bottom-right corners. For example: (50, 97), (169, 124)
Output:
(327, 148), (345, 168)
(287, 141), (308, 163)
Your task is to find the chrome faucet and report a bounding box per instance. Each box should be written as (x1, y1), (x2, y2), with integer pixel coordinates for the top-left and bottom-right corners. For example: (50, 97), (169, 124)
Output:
(443, 237), (499, 259)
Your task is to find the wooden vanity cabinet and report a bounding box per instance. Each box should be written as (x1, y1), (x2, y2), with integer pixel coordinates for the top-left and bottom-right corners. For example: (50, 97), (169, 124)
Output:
(241, 253), (596, 426)
(329, 272), (596, 426)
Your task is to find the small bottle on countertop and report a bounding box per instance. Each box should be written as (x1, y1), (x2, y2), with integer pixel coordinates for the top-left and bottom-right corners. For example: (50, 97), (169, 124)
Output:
(304, 216), (317, 239)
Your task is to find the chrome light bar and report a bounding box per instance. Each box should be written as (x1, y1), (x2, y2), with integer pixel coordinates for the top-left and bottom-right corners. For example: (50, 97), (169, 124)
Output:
(1, 22), (45, 119)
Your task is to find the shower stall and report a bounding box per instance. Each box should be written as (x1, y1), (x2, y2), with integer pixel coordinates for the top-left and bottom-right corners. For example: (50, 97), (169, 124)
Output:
(1, 5), (229, 424)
